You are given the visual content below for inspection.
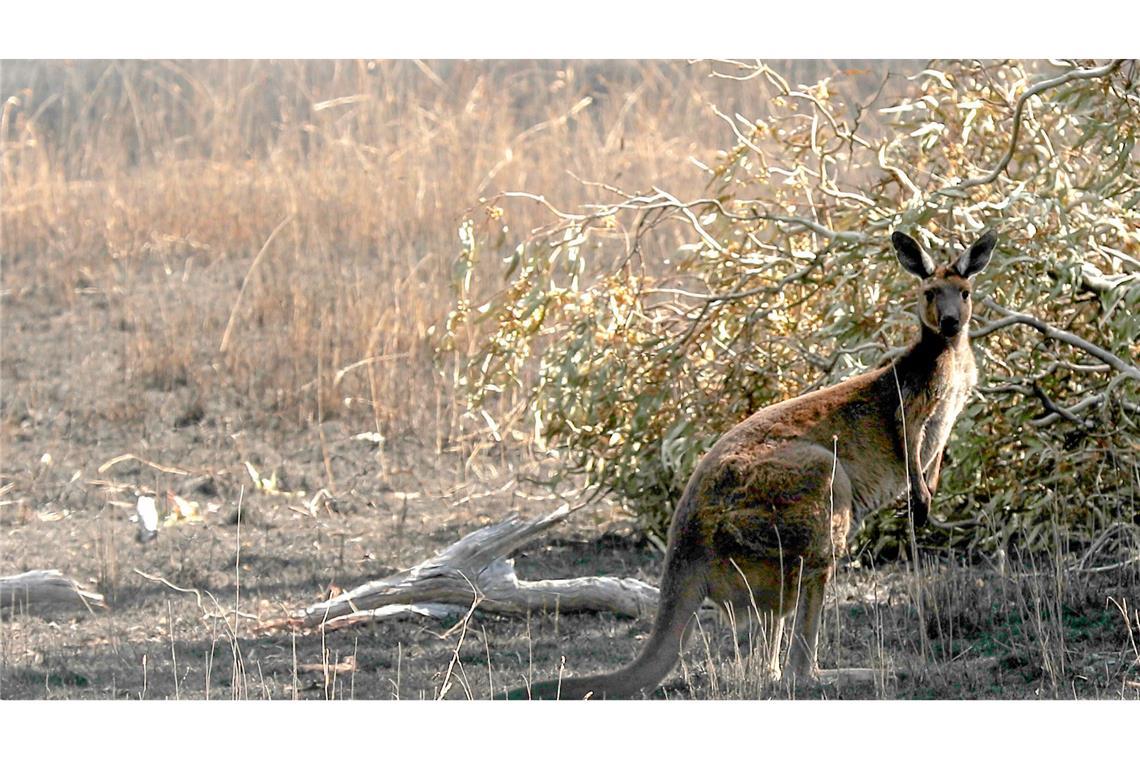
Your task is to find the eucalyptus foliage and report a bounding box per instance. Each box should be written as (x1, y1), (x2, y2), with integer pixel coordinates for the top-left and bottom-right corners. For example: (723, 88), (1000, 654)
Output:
(447, 60), (1140, 559)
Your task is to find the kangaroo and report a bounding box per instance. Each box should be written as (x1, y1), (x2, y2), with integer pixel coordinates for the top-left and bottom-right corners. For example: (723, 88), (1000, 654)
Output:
(507, 229), (997, 699)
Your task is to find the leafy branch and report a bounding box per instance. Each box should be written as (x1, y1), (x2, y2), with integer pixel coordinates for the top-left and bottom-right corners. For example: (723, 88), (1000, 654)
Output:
(948, 59), (1125, 192)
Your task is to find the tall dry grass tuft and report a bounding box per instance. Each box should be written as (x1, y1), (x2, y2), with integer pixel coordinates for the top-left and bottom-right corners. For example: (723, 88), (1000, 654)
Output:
(2, 59), (801, 441)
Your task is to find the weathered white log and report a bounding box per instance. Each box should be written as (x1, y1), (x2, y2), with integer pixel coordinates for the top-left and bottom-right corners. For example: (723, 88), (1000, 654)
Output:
(291, 505), (659, 630)
(0, 570), (106, 615)
(321, 603), (470, 631)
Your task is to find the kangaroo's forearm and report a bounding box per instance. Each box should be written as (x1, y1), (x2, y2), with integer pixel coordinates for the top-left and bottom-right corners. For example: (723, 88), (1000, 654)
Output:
(903, 422), (927, 494)
(925, 448), (945, 493)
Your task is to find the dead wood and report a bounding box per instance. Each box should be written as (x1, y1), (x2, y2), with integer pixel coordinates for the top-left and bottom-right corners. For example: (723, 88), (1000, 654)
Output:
(0, 570), (106, 616)
(286, 505), (659, 631)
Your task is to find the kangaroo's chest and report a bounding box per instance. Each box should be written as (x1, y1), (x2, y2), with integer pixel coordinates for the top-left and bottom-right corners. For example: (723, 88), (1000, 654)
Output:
(919, 358), (977, 467)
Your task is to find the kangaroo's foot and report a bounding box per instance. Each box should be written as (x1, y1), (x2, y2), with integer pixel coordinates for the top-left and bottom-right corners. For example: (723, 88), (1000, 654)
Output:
(779, 665), (818, 689)
(775, 666), (882, 697)
(814, 667), (880, 687)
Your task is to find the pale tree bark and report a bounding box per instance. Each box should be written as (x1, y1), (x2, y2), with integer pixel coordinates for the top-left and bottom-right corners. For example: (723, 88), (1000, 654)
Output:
(0, 570), (106, 616)
(278, 505), (659, 631)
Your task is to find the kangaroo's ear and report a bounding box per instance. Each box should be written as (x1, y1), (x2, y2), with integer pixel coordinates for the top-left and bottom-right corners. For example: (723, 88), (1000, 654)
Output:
(892, 231), (935, 279)
(953, 229), (997, 279)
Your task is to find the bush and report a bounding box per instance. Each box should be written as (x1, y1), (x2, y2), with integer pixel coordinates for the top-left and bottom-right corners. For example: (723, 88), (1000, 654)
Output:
(448, 60), (1140, 560)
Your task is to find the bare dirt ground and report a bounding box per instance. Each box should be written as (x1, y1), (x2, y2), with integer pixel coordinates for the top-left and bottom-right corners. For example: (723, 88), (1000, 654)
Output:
(2, 225), (1138, 702)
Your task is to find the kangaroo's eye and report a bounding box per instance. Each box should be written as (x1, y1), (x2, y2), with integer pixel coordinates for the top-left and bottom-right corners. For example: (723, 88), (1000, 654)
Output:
(961, 291), (970, 301)
(924, 291), (934, 302)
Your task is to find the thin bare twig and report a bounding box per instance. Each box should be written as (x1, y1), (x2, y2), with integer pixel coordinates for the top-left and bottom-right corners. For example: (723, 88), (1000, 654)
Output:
(97, 453), (196, 476)
(132, 569), (257, 624)
(436, 573), (480, 700)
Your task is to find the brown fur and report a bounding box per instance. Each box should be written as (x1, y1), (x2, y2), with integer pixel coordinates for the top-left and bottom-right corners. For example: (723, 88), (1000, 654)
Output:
(507, 230), (997, 699)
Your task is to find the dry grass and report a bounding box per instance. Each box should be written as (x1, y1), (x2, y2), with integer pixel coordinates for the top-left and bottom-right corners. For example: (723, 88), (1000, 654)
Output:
(2, 60), (804, 440)
(602, 541), (1139, 700)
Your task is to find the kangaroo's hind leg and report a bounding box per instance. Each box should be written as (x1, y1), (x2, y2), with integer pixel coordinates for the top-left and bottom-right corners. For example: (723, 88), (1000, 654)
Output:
(703, 442), (856, 687)
(784, 565), (829, 684)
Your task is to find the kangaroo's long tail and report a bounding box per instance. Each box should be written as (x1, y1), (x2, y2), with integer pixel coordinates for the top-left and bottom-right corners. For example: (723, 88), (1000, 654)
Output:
(503, 541), (708, 700)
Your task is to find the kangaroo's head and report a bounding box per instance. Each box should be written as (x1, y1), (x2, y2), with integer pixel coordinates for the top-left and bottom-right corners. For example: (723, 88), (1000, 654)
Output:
(891, 229), (997, 340)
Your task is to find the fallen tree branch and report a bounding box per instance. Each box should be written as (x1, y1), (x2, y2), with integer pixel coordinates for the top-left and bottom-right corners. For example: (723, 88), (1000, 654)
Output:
(320, 603), (471, 631)
(0, 570), (106, 616)
(275, 505), (659, 632)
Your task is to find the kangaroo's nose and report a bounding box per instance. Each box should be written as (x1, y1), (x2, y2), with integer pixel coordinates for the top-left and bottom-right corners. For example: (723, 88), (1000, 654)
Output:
(940, 316), (960, 336)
